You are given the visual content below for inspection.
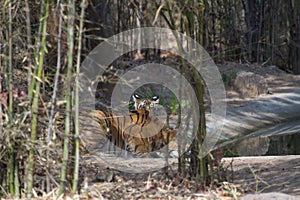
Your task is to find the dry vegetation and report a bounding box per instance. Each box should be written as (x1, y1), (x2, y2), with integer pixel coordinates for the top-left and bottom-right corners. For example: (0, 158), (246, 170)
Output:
(0, 0), (300, 199)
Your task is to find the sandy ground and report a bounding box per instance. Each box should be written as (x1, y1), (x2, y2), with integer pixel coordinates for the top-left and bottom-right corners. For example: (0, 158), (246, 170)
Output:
(222, 156), (300, 197)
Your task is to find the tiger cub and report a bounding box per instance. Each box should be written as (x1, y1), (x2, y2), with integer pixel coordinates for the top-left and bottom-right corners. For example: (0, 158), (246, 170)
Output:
(79, 94), (176, 157)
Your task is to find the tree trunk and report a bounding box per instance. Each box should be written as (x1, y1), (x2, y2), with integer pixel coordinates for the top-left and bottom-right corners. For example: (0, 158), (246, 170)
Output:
(289, 0), (300, 74)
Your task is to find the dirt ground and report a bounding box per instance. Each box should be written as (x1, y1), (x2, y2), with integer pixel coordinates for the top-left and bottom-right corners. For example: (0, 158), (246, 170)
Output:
(82, 155), (300, 199)
(222, 156), (300, 197)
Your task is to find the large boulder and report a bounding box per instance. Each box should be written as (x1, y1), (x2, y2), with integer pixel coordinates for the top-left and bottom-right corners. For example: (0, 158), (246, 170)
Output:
(234, 71), (269, 98)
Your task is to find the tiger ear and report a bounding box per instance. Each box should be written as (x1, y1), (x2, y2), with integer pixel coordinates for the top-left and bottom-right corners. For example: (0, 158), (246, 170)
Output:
(151, 95), (159, 104)
(133, 94), (140, 101)
(132, 94), (141, 105)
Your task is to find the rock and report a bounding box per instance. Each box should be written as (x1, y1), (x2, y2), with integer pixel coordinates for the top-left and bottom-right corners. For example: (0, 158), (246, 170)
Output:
(234, 71), (269, 98)
(234, 136), (270, 156)
(241, 192), (297, 200)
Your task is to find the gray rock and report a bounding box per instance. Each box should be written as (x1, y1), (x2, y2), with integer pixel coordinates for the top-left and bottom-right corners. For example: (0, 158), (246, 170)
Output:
(234, 71), (269, 98)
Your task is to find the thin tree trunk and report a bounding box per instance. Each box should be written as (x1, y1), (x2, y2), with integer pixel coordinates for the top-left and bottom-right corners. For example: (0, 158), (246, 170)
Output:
(28, 0), (45, 101)
(7, 0), (16, 196)
(45, 2), (64, 193)
(290, 0), (300, 74)
(195, 0), (209, 183)
(26, 0), (50, 198)
(256, 0), (263, 62)
(72, 0), (86, 194)
(24, 0), (33, 92)
(59, 0), (75, 195)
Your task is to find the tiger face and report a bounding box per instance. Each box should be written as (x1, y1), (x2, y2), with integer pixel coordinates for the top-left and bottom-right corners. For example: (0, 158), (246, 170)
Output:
(132, 94), (159, 111)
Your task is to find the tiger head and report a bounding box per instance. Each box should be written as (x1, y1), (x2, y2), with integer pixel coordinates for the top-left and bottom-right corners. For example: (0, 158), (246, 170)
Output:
(132, 94), (159, 112)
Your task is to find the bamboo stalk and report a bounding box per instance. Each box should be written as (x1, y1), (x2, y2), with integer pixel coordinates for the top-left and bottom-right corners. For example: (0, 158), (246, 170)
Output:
(45, 2), (63, 193)
(47, 3), (63, 143)
(7, 0), (15, 196)
(13, 160), (20, 197)
(72, 0), (86, 194)
(0, 34), (2, 138)
(59, 0), (75, 195)
(28, 0), (45, 101)
(24, 0), (33, 93)
(26, 0), (50, 198)
(197, 0), (207, 183)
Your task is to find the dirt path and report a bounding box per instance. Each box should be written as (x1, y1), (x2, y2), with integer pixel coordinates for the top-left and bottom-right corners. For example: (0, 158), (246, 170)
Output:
(222, 156), (300, 197)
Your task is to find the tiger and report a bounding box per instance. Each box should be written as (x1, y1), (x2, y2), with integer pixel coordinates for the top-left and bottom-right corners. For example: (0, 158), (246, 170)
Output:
(79, 94), (176, 157)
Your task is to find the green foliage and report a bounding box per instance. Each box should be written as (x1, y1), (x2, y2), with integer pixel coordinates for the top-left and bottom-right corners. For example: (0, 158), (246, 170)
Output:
(168, 96), (190, 115)
(222, 72), (237, 87)
(169, 95), (179, 115)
